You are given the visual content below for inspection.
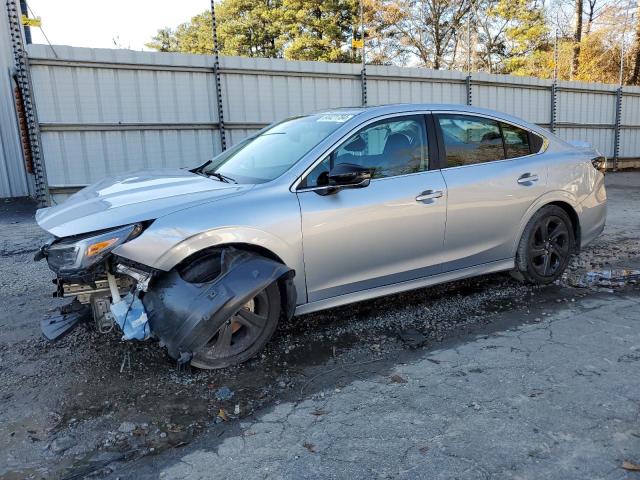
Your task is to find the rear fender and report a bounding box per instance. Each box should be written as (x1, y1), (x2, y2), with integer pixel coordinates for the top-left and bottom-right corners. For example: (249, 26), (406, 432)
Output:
(511, 191), (581, 256)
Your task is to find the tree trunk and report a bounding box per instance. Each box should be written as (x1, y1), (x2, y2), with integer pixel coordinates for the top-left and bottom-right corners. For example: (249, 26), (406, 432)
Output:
(584, 0), (595, 36)
(629, 1), (640, 85)
(570, 0), (583, 79)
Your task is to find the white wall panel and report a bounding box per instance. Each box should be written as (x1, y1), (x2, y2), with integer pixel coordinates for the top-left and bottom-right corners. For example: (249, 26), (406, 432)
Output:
(23, 44), (640, 191)
(556, 127), (614, 157)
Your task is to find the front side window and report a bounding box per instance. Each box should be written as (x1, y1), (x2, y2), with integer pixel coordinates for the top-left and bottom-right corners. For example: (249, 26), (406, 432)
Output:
(203, 113), (354, 184)
(304, 115), (428, 188)
(437, 114), (505, 167)
(501, 122), (531, 158)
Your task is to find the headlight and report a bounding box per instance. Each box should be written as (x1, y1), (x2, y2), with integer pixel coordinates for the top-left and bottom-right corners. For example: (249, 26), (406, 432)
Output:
(46, 224), (143, 274)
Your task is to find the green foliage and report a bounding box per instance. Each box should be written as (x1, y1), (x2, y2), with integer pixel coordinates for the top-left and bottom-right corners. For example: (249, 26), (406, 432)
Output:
(280, 0), (359, 62)
(144, 0), (640, 85)
(146, 0), (359, 62)
(474, 0), (548, 74)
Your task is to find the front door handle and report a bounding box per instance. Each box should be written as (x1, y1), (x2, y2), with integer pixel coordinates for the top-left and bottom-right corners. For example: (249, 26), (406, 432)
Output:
(517, 173), (539, 185)
(416, 190), (443, 202)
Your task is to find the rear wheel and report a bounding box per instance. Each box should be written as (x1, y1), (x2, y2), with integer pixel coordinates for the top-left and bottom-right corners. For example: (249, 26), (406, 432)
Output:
(514, 205), (575, 284)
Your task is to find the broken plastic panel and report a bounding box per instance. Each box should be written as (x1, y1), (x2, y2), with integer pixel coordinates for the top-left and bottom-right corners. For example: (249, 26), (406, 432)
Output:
(143, 247), (295, 360)
(110, 292), (151, 341)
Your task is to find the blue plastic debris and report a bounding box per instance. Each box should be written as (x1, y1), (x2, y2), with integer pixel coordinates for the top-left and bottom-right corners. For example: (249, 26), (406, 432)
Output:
(215, 386), (234, 401)
(110, 293), (151, 341)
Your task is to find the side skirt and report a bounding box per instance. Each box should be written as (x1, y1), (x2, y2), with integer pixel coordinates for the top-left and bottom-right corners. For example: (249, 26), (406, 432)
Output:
(294, 258), (515, 316)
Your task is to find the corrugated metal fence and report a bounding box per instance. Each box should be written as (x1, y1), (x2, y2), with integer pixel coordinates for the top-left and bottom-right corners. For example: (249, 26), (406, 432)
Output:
(25, 44), (640, 199)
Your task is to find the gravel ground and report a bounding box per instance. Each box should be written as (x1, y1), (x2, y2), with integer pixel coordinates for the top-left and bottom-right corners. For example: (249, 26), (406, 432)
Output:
(0, 172), (639, 480)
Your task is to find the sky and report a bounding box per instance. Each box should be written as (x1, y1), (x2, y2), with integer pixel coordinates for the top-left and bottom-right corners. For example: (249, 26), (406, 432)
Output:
(26, 0), (209, 50)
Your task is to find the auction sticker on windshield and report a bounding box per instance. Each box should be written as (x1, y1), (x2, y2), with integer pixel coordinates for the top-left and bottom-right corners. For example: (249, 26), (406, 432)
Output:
(317, 114), (354, 123)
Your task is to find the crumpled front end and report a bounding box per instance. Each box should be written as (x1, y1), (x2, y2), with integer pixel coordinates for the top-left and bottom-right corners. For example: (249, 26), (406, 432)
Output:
(143, 248), (295, 362)
(36, 230), (295, 367)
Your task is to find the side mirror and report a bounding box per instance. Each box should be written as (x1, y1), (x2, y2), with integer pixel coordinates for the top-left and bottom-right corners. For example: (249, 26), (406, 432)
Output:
(328, 163), (371, 190)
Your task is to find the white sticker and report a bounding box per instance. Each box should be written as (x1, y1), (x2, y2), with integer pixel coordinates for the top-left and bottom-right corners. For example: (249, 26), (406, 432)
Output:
(317, 114), (354, 123)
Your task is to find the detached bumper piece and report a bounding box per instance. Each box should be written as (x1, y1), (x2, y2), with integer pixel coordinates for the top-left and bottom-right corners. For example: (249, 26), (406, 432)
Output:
(143, 248), (294, 361)
(41, 299), (90, 341)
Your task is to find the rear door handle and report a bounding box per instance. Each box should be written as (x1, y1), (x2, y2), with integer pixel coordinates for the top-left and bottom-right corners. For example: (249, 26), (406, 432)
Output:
(416, 190), (443, 202)
(517, 173), (539, 185)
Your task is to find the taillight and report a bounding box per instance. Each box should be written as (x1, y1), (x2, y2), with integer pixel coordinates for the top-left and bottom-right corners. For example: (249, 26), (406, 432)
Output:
(591, 156), (606, 173)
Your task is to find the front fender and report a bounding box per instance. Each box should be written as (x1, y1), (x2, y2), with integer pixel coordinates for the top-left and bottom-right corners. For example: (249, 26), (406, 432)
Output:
(155, 226), (296, 272)
(113, 184), (306, 303)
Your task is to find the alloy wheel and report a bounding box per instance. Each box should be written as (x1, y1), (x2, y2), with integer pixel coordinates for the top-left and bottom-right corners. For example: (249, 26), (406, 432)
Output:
(193, 289), (271, 363)
(528, 215), (570, 278)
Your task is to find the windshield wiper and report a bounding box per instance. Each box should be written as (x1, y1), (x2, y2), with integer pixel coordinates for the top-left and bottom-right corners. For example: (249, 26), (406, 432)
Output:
(207, 171), (237, 184)
(191, 160), (212, 174)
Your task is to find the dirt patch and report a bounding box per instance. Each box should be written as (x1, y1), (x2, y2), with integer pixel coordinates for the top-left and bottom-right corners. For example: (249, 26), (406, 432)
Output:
(1, 174), (639, 479)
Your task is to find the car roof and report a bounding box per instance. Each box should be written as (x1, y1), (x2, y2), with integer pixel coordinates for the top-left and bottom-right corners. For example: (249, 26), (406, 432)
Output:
(318, 103), (544, 134)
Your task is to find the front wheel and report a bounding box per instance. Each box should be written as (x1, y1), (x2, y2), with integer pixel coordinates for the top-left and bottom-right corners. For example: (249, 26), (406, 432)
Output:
(513, 205), (575, 284)
(190, 282), (281, 370)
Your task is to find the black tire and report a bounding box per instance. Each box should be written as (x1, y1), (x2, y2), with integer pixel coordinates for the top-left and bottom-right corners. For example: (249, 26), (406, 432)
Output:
(190, 281), (281, 370)
(513, 205), (575, 284)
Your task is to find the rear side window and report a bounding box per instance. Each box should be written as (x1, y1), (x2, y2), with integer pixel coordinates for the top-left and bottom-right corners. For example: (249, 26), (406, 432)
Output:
(530, 132), (544, 153)
(501, 122), (530, 158)
(436, 114), (505, 167)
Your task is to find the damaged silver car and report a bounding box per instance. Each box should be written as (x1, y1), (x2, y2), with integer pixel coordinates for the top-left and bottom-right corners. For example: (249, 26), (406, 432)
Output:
(35, 104), (607, 369)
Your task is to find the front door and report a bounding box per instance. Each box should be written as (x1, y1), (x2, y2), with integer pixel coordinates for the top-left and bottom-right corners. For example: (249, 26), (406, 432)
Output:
(296, 114), (448, 303)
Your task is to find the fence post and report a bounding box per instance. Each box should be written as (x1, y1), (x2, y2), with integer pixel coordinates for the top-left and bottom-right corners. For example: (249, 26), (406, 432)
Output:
(210, 0), (226, 152)
(549, 83), (557, 133)
(466, 75), (472, 106)
(613, 87), (623, 171)
(6, 0), (49, 206)
(359, 0), (367, 106)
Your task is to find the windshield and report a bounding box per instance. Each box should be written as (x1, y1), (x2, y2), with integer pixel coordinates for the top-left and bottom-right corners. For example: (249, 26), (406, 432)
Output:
(202, 113), (354, 184)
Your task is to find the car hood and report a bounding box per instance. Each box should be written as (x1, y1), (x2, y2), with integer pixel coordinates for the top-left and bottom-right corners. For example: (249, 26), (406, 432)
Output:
(36, 168), (254, 238)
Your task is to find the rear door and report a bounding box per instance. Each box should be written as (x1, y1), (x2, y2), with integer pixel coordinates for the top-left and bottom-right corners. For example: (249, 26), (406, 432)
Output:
(434, 113), (548, 271)
(296, 114), (448, 303)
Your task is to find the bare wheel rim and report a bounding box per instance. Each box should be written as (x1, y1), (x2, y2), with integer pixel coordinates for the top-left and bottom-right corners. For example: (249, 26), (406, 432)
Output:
(195, 289), (271, 362)
(528, 215), (570, 277)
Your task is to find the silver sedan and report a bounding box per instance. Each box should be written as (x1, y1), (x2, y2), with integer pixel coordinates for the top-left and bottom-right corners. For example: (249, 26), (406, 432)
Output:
(35, 104), (607, 369)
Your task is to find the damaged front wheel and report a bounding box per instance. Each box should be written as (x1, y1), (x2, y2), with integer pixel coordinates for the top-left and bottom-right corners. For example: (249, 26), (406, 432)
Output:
(191, 282), (281, 369)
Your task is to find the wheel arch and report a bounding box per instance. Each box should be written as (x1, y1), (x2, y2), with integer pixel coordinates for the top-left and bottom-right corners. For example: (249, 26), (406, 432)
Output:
(546, 201), (581, 251)
(167, 240), (298, 322)
(513, 193), (582, 256)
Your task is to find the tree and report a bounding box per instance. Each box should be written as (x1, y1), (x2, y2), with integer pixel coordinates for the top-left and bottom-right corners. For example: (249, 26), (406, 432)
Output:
(217, 0), (285, 57)
(146, 2), (285, 57)
(629, 0), (640, 84)
(279, 0), (359, 62)
(365, 0), (471, 69)
(146, 0), (359, 62)
(146, 27), (178, 52)
(474, 0), (548, 74)
(571, 0), (583, 78)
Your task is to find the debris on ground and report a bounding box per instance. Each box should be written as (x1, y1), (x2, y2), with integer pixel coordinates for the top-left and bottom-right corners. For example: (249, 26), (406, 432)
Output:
(40, 299), (90, 341)
(215, 386), (234, 401)
(216, 409), (229, 422)
(564, 268), (640, 290)
(390, 374), (408, 384)
(622, 460), (640, 471)
(397, 328), (428, 349)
